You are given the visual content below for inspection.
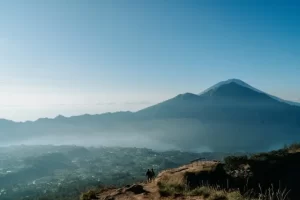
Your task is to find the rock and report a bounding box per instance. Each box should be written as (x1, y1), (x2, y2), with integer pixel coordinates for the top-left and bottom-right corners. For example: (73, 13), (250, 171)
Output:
(125, 184), (148, 194)
(104, 196), (115, 200)
(116, 188), (122, 193)
(174, 193), (184, 198)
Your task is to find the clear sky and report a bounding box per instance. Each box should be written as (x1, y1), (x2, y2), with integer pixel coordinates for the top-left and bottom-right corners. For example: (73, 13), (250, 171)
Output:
(0, 0), (299, 121)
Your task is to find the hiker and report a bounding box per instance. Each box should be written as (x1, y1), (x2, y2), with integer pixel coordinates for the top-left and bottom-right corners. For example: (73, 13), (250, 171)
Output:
(150, 168), (155, 181)
(146, 169), (152, 182)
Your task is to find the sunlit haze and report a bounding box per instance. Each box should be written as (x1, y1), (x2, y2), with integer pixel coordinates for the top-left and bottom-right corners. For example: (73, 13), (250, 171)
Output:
(0, 1), (299, 121)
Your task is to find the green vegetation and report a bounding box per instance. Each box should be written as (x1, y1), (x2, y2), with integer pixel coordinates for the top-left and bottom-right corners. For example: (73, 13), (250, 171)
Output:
(224, 155), (248, 171)
(158, 181), (235, 199)
(157, 181), (186, 197)
(80, 190), (97, 200)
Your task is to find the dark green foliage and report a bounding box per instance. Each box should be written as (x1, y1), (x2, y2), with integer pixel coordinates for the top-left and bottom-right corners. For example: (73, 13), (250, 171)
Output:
(222, 146), (300, 199)
(224, 155), (248, 171)
(187, 187), (211, 197)
(287, 142), (300, 152)
(157, 182), (185, 197)
(185, 163), (229, 189)
(80, 190), (97, 200)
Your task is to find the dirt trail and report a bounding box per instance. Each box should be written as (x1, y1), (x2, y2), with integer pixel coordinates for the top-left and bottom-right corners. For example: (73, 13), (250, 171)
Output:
(97, 181), (204, 200)
(96, 161), (217, 200)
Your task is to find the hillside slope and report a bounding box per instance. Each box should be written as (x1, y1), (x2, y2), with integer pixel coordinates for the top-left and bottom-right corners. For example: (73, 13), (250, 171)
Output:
(199, 79), (300, 106)
(91, 161), (221, 200)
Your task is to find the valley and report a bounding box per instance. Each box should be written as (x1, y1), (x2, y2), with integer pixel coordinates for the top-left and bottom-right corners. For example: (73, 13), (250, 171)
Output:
(0, 145), (243, 200)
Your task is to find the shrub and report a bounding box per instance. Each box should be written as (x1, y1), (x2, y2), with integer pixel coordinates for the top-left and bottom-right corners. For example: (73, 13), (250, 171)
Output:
(80, 190), (97, 200)
(287, 143), (300, 152)
(157, 181), (186, 197)
(224, 155), (248, 170)
(208, 191), (227, 200)
(227, 191), (245, 200)
(157, 180), (291, 200)
(188, 186), (211, 197)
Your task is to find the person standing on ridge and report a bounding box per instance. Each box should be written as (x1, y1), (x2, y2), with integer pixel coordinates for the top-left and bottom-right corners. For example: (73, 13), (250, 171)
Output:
(151, 168), (155, 181)
(146, 169), (152, 182)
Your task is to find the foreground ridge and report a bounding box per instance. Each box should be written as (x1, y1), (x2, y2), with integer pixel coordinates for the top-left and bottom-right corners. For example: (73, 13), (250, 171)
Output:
(81, 144), (300, 200)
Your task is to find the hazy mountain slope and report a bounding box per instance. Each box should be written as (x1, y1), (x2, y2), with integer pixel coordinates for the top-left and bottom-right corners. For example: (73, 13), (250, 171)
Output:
(133, 82), (300, 151)
(136, 82), (299, 123)
(200, 79), (300, 106)
(1, 79), (300, 152)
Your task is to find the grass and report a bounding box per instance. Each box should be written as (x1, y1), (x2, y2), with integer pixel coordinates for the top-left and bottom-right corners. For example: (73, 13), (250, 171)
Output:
(257, 184), (290, 200)
(157, 181), (187, 197)
(157, 181), (290, 200)
(80, 190), (97, 200)
(156, 159), (292, 200)
(187, 186), (211, 197)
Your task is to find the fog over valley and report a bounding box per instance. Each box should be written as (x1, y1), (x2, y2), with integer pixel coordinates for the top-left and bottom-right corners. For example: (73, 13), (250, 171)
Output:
(1, 79), (300, 153)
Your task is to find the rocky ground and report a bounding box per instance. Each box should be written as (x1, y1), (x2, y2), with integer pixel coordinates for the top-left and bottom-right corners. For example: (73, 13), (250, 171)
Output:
(94, 161), (219, 200)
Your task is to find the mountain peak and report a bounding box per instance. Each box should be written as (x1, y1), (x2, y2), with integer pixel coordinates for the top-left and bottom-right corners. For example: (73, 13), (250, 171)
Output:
(199, 78), (255, 95)
(224, 78), (247, 84)
(54, 115), (66, 119)
(200, 79), (300, 106)
(175, 93), (199, 99)
(200, 81), (267, 99)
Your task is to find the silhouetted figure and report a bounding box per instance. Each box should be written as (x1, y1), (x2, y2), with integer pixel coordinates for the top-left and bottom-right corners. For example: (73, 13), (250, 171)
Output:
(151, 168), (155, 181)
(146, 169), (152, 182)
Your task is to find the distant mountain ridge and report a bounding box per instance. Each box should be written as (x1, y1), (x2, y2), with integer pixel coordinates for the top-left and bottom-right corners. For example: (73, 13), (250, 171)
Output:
(135, 80), (293, 120)
(5, 79), (299, 123)
(1, 79), (300, 152)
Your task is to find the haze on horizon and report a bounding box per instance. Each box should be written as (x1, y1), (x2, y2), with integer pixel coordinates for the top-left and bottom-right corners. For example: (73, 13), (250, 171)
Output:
(0, 0), (299, 121)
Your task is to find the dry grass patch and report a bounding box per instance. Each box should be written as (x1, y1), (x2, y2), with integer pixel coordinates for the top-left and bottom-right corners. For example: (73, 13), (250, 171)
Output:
(187, 187), (211, 198)
(157, 181), (186, 197)
(80, 190), (97, 200)
(157, 161), (219, 187)
(157, 183), (291, 200)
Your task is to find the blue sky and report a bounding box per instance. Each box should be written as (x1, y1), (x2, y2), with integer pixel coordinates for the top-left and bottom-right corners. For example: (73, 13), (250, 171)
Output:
(0, 0), (299, 121)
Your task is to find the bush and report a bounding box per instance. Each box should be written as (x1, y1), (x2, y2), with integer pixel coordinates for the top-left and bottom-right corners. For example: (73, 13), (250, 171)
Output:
(208, 191), (227, 200)
(287, 143), (300, 152)
(157, 181), (186, 197)
(224, 155), (248, 170)
(188, 186), (211, 198)
(80, 190), (97, 200)
(227, 191), (245, 200)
